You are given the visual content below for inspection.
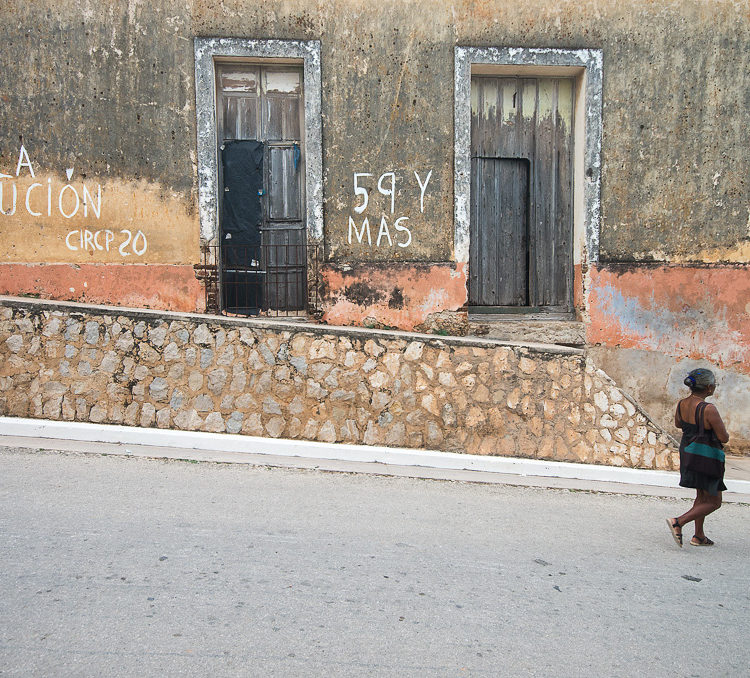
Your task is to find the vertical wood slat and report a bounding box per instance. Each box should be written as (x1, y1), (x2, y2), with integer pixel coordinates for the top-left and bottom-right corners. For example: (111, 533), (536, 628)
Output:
(532, 78), (553, 307)
(222, 97), (237, 140)
(238, 97), (259, 139)
(268, 146), (302, 221)
(469, 157), (480, 303)
(481, 158), (494, 302)
(222, 96), (260, 140)
(264, 96), (301, 140)
(555, 78), (574, 310)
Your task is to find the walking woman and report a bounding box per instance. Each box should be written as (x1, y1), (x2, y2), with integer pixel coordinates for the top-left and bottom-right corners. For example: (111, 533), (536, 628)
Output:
(667, 368), (729, 547)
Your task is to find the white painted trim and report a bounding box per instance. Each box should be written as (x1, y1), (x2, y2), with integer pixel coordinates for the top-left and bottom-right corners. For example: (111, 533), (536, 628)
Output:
(194, 38), (323, 243)
(4, 417), (748, 494)
(454, 46), (603, 265)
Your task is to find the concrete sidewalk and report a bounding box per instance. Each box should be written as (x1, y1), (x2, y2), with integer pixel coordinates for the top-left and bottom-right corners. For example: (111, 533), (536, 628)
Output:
(2, 416), (749, 502)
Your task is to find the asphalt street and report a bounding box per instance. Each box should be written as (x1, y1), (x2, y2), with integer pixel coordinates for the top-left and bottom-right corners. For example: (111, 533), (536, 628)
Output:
(1, 446), (748, 677)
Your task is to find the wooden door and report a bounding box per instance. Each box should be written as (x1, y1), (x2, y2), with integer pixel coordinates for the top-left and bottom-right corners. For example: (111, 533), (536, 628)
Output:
(216, 64), (306, 313)
(470, 76), (574, 311)
(470, 158), (529, 306)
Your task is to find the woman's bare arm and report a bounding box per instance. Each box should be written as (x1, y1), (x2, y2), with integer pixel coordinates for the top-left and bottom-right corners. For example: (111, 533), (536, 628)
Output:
(674, 401), (683, 428)
(705, 404), (729, 443)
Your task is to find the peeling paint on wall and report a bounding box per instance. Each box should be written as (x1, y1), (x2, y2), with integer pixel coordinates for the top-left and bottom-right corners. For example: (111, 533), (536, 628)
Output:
(322, 263), (468, 331)
(0, 263), (204, 312)
(587, 265), (750, 374)
(0, 145), (198, 265)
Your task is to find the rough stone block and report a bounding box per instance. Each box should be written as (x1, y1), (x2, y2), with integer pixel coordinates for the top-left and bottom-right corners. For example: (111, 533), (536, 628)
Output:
(363, 421), (383, 445)
(309, 339), (336, 360)
(115, 331), (134, 352)
(149, 377), (169, 402)
(265, 416), (286, 438)
(193, 324), (213, 346)
(404, 341), (424, 361)
(379, 419), (404, 445)
(123, 402), (140, 426)
(203, 412), (225, 433)
(306, 379), (328, 400)
(194, 394), (214, 412)
(207, 368), (227, 394)
(83, 321), (99, 345)
(89, 404), (107, 423)
(317, 420), (337, 443)
(289, 356), (307, 375)
(156, 407), (172, 429)
(239, 328), (256, 346)
(5, 335), (23, 353)
(148, 325), (168, 347)
(226, 411), (243, 434)
(173, 408), (201, 431)
(263, 397), (282, 415)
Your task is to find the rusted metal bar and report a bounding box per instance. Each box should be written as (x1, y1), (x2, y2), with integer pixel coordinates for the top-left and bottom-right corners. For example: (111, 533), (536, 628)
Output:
(200, 243), (321, 318)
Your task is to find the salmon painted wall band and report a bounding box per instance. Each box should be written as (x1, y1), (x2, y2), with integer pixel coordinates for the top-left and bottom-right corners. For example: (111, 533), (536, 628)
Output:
(0, 264), (205, 313)
(322, 262), (468, 330)
(587, 264), (750, 374)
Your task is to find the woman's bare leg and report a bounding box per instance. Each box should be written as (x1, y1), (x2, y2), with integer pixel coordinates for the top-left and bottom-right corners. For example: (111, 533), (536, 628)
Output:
(674, 489), (722, 535)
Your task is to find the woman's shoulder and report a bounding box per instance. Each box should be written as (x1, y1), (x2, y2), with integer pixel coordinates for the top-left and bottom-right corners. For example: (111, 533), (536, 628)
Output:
(703, 401), (722, 421)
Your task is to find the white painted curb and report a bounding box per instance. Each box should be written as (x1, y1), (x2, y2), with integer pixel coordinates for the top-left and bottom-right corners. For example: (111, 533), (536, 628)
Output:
(2, 416), (749, 494)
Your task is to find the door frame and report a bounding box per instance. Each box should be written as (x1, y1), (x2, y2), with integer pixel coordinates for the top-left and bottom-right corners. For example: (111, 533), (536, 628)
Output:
(454, 47), (603, 315)
(194, 38), (322, 248)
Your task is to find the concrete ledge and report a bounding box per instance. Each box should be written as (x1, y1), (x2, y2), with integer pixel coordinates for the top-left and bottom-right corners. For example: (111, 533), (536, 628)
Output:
(469, 316), (586, 347)
(3, 416), (748, 497)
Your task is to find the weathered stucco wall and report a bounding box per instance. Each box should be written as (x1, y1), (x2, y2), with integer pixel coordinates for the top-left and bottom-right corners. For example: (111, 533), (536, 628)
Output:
(2, 1), (748, 310)
(0, 297), (677, 470)
(587, 264), (750, 376)
(590, 345), (750, 455)
(1, 1), (747, 452)
(321, 263), (469, 332)
(587, 263), (750, 453)
(0, 0), (200, 309)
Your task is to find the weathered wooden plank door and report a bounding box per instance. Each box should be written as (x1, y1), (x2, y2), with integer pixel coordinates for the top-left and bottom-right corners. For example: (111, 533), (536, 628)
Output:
(470, 75), (574, 311)
(216, 64), (306, 313)
(470, 157), (529, 305)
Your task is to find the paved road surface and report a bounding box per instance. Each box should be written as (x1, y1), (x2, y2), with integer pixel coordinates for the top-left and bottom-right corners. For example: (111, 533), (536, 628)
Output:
(1, 447), (748, 677)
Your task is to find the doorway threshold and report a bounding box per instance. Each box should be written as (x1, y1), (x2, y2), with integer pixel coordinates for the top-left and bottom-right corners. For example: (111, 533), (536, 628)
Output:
(468, 313), (585, 347)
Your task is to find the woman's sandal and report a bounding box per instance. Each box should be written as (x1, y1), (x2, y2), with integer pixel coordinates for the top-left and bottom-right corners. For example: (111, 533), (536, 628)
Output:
(666, 518), (683, 547)
(690, 535), (715, 546)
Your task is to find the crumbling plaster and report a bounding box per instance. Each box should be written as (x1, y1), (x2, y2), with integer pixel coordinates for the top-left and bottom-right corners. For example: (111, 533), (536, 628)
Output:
(194, 38), (323, 244)
(454, 46), (603, 265)
(2, 1), (748, 269)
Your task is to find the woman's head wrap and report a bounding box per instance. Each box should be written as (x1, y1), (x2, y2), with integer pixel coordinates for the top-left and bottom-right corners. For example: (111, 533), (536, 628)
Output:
(684, 368), (716, 391)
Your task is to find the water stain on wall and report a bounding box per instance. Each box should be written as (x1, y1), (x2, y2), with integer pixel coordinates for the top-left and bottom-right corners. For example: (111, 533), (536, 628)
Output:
(587, 264), (750, 375)
(323, 262), (468, 331)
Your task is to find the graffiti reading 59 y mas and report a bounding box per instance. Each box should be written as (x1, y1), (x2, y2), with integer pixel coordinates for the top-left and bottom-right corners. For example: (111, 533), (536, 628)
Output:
(0, 145), (148, 257)
(347, 170), (432, 248)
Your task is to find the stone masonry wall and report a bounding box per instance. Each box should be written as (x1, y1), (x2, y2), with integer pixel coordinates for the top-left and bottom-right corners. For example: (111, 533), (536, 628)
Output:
(0, 297), (677, 470)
